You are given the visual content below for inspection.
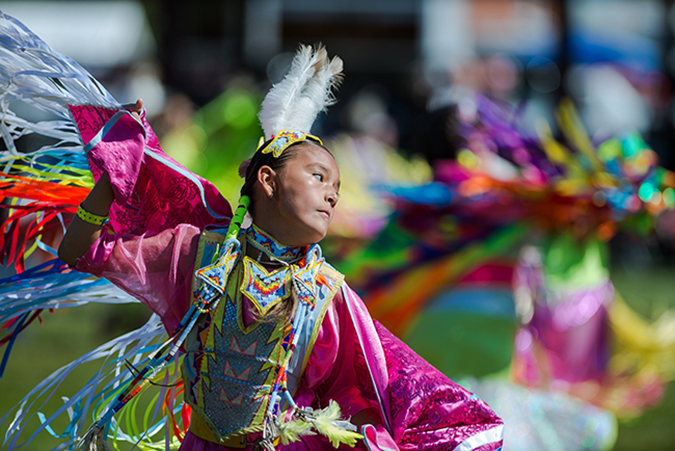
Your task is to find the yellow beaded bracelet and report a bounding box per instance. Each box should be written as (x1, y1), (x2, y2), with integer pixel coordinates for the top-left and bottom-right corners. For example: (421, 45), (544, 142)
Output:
(76, 205), (109, 226)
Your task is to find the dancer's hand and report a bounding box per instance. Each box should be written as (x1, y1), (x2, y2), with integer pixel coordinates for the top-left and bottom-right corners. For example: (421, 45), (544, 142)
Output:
(131, 98), (143, 120)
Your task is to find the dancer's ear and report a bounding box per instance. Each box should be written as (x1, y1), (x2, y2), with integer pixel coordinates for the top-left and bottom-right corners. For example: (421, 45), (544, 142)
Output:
(257, 165), (277, 199)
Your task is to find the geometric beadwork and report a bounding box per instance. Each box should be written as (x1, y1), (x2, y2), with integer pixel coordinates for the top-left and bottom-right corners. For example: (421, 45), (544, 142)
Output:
(220, 389), (244, 406)
(224, 360), (251, 381)
(230, 336), (257, 355)
(196, 244), (240, 294)
(258, 130), (323, 158)
(190, 293), (285, 439)
(247, 224), (302, 262)
(239, 257), (291, 315)
(292, 246), (324, 309)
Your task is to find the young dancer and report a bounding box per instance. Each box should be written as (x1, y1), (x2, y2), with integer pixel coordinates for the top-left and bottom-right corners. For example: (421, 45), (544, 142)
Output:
(0, 11), (502, 449)
(57, 46), (503, 451)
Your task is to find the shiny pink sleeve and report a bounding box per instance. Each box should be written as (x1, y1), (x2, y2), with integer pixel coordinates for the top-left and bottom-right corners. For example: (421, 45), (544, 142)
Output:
(74, 224), (201, 336)
(299, 289), (373, 417)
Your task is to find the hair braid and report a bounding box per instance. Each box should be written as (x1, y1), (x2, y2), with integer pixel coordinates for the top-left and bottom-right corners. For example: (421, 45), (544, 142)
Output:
(226, 195), (251, 241)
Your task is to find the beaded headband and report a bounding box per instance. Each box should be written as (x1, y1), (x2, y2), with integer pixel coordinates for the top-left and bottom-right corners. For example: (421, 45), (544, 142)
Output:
(257, 130), (323, 158)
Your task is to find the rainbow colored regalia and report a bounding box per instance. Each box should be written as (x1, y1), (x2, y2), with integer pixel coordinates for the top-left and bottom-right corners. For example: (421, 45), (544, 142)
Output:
(0, 11), (503, 451)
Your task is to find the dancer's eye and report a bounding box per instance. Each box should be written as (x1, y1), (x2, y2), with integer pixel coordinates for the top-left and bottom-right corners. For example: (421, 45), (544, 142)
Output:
(313, 173), (324, 181)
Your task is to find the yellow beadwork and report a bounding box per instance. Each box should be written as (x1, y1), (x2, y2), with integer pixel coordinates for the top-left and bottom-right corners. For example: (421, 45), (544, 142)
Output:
(76, 205), (109, 226)
(258, 130), (323, 158)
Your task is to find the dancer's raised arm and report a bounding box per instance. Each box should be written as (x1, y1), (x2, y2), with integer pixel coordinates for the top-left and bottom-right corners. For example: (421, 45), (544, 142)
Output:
(58, 100), (144, 266)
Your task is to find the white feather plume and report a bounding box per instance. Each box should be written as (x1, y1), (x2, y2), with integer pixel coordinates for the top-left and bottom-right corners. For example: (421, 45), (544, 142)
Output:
(258, 44), (343, 139)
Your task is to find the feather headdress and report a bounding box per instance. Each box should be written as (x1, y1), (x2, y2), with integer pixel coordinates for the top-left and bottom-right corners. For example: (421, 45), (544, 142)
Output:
(258, 44), (343, 139)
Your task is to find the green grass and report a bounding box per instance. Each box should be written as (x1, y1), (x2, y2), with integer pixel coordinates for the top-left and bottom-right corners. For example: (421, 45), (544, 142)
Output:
(405, 311), (516, 378)
(609, 265), (675, 451)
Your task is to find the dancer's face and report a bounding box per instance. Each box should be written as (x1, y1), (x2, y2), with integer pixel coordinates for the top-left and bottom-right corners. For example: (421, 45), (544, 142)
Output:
(255, 143), (340, 246)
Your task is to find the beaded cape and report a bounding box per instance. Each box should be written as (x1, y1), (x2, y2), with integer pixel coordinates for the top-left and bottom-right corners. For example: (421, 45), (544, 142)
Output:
(184, 225), (343, 443)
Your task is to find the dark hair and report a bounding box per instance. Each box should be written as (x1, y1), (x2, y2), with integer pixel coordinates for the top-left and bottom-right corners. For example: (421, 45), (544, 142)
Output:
(240, 140), (297, 198)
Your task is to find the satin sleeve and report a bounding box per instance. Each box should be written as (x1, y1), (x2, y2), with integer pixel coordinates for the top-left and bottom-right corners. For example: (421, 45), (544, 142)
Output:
(74, 224), (201, 336)
(298, 288), (373, 417)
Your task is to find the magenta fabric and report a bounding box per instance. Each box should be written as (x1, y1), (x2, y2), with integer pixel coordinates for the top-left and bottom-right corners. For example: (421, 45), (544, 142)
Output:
(69, 105), (143, 203)
(341, 285), (503, 450)
(374, 320), (502, 450)
(70, 103), (231, 335)
(70, 105), (503, 450)
(529, 285), (611, 383)
(75, 223), (201, 335)
(69, 104), (232, 236)
(517, 283), (612, 384)
(362, 424), (399, 451)
(514, 255), (613, 384)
